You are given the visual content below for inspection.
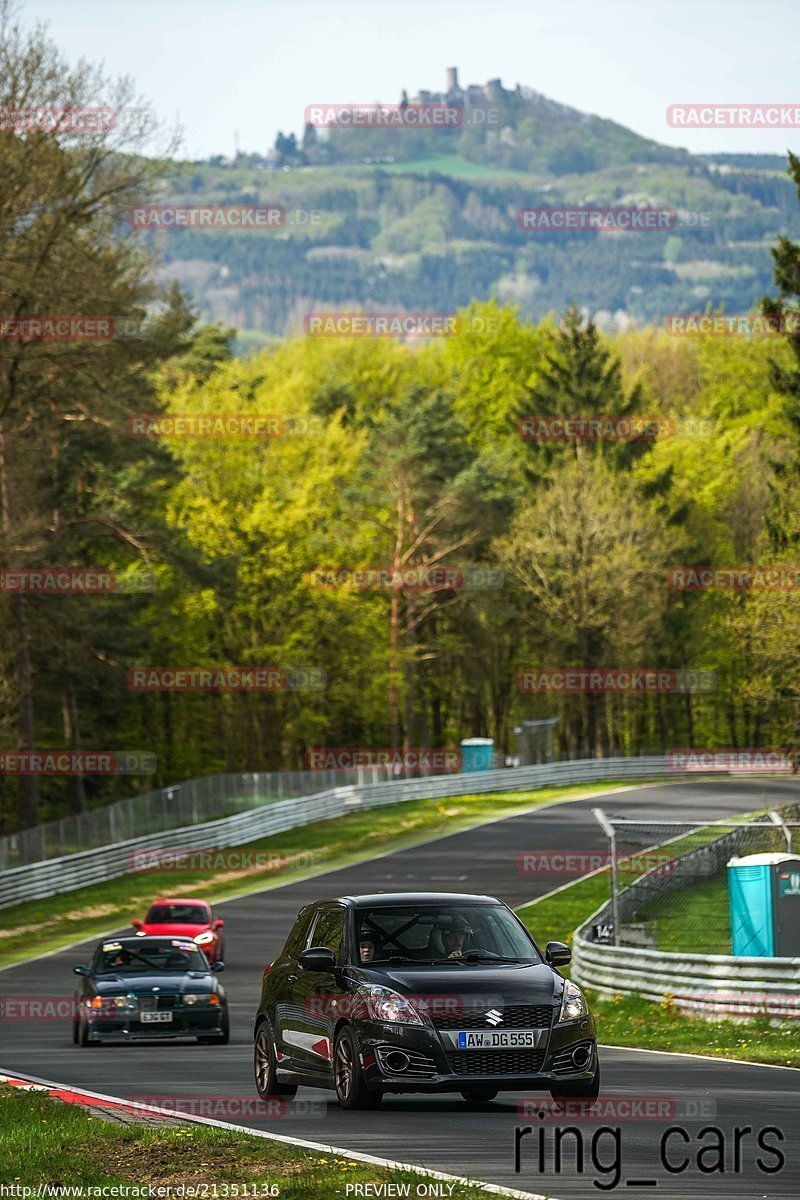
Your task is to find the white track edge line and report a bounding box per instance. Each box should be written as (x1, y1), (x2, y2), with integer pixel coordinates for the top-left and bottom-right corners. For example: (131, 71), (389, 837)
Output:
(0, 1068), (556, 1200)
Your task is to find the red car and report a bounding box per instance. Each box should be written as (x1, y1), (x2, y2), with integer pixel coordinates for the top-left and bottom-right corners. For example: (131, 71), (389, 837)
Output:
(132, 898), (226, 963)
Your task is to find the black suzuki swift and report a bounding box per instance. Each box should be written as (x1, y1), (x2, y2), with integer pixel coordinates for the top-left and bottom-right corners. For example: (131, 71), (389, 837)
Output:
(253, 892), (599, 1109)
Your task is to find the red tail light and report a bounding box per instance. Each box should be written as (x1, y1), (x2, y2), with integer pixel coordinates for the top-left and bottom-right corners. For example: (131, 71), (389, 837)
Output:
(263, 961), (274, 978)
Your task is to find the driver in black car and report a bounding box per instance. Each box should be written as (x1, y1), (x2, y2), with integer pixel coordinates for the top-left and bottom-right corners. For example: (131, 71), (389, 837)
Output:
(442, 917), (470, 958)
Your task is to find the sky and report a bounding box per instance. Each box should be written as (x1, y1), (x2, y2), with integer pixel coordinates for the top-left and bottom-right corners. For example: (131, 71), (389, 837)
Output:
(21, 0), (800, 160)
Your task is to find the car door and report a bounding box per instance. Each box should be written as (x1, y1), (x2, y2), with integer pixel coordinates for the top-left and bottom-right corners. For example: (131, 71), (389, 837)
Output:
(283, 904), (347, 1077)
(270, 905), (317, 1065)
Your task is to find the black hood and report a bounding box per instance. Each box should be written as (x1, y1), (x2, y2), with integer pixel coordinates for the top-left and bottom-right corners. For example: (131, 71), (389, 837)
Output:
(93, 972), (214, 995)
(351, 961), (561, 1005)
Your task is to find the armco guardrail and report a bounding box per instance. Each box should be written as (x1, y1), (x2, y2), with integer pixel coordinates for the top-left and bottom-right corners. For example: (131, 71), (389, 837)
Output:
(0, 756), (669, 909)
(571, 806), (800, 1006)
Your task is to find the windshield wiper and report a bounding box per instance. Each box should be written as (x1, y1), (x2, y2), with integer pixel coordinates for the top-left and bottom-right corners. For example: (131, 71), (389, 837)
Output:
(461, 953), (528, 963)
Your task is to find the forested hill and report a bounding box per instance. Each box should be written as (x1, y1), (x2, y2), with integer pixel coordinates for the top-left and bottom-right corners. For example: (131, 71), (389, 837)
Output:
(132, 74), (800, 346)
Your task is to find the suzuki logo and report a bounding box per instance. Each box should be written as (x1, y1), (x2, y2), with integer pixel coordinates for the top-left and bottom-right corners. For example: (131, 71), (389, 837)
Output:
(486, 1008), (503, 1026)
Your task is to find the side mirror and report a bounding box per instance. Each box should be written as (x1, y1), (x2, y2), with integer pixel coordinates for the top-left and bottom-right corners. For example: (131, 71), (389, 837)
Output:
(213, 919), (224, 930)
(545, 941), (571, 967)
(73, 964), (91, 977)
(210, 960), (225, 972)
(131, 919), (142, 929)
(298, 946), (336, 973)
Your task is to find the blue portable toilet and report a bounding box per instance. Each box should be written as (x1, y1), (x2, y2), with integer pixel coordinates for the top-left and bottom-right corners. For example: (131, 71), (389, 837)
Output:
(728, 853), (800, 956)
(460, 737), (494, 773)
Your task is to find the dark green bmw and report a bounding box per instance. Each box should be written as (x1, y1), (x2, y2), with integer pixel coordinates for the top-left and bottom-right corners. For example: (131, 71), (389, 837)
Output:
(73, 935), (229, 1045)
(253, 892), (599, 1109)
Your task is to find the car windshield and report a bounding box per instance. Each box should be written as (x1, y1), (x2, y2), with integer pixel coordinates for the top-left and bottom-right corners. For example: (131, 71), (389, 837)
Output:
(96, 941), (209, 974)
(145, 904), (208, 925)
(355, 904), (540, 964)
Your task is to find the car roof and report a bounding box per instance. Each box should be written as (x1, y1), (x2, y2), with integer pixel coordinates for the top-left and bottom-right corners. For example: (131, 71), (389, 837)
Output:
(330, 892), (502, 908)
(101, 935), (196, 944)
(147, 898), (210, 908)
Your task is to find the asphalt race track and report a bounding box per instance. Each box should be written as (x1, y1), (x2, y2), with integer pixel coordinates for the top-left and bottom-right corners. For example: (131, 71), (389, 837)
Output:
(2, 778), (800, 1198)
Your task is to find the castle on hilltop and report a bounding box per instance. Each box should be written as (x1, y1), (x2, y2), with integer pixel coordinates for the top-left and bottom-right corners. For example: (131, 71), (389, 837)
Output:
(407, 67), (521, 107)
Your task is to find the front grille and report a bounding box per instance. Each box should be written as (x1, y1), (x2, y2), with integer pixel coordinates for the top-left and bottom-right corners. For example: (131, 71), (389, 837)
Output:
(138, 995), (176, 1012)
(551, 1040), (594, 1076)
(446, 1049), (545, 1076)
(431, 1004), (554, 1030)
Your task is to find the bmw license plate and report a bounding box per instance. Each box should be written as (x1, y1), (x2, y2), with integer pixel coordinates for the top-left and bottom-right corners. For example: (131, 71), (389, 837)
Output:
(140, 1011), (172, 1023)
(456, 1029), (540, 1049)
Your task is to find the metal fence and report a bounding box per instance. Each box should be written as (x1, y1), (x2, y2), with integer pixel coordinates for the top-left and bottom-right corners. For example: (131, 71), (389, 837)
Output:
(571, 805), (800, 1010)
(0, 756), (670, 909)
(0, 767), (399, 872)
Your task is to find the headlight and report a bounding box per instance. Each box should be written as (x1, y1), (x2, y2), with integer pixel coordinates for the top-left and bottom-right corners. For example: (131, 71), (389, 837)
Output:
(194, 931), (216, 945)
(559, 981), (587, 1023)
(356, 985), (423, 1025)
(182, 993), (220, 1006)
(88, 994), (134, 1011)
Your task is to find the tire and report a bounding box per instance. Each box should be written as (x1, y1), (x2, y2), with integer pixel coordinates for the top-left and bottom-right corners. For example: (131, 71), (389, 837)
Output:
(460, 1088), (499, 1104)
(78, 1015), (96, 1047)
(333, 1026), (382, 1110)
(72, 1014), (79, 1045)
(198, 1011), (230, 1045)
(254, 1019), (297, 1099)
(550, 1060), (600, 1105)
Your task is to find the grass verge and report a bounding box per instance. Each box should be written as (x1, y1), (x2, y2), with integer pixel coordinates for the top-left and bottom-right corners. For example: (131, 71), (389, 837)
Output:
(0, 779), (642, 970)
(0, 1085), (499, 1196)
(515, 817), (800, 1069)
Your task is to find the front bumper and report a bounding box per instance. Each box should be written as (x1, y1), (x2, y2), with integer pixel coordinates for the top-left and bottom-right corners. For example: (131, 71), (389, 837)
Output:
(355, 1015), (597, 1094)
(85, 1010), (226, 1041)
